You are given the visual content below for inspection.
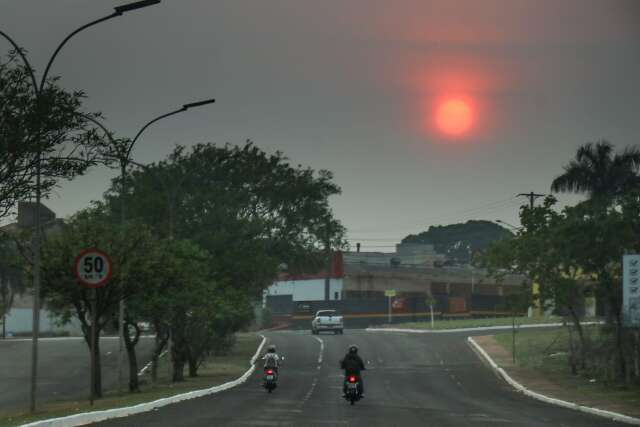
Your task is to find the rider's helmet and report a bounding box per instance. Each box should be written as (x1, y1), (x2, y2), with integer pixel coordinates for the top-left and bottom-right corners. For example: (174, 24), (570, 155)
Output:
(267, 344), (277, 353)
(348, 344), (358, 354)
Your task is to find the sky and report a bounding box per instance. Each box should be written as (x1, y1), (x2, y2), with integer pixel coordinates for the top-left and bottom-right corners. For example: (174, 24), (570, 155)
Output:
(1, 0), (639, 251)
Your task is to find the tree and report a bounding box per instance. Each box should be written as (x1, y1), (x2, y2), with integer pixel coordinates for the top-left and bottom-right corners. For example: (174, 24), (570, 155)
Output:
(0, 51), (103, 220)
(483, 197), (590, 372)
(40, 206), (159, 396)
(550, 140), (640, 203)
(484, 193), (640, 380)
(403, 220), (513, 264)
(98, 141), (346, 383)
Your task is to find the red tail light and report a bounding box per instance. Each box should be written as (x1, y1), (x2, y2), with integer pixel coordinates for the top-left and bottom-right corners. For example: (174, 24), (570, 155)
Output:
(266, 370), (274, 375)
(348, 376), (357, 383)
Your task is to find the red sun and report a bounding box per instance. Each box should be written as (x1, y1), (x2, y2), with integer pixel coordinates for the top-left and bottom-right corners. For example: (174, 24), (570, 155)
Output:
(435, 98), (474, 137)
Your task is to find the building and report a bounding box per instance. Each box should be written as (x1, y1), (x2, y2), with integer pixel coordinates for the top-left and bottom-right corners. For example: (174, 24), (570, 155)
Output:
(344, 242), (446, 268)
(264, 252), (344, 313)
(1, 202), (80, 336)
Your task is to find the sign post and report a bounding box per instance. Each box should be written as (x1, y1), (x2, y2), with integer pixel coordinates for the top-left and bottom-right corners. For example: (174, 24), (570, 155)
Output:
(623, 255), (640, 328)
(385, 290), (396, 324)
(75, 248), (112, 406)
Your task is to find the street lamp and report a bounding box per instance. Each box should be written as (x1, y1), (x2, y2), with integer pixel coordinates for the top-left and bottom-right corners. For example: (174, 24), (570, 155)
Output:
(83, 99), (215, 390)
(0, 0), (161, 412)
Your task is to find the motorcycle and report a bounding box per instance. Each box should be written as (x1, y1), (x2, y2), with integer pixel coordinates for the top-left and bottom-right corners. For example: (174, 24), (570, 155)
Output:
(344, 374), (362, 405)
(263, 368), (278, 393)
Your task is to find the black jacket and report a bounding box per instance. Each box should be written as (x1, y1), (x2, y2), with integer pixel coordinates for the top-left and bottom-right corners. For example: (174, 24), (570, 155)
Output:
(340, 353), (365, 375)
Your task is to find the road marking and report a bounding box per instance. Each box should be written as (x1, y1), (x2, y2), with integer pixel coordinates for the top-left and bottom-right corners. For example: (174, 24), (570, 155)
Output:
(314, 337), (324, 364)
(240, 421), (282, 426)
(264, 408), (303, 414)
(303, 378), (318, 402)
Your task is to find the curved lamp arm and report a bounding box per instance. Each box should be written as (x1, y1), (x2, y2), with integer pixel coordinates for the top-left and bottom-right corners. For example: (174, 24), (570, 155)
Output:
(126, 98), (215, 160)
(39, 0), (161, 91)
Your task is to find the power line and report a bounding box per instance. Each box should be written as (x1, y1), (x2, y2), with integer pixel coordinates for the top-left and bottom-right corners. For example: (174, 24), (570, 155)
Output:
(348, 196), (520, 234)
(517, 192), (546, 209)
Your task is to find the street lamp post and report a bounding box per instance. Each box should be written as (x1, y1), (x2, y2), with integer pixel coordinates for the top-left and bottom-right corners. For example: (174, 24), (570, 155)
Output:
(0, 0), (161, 412)
(128, 158), (188, 382)
(83, 99), (215, 389)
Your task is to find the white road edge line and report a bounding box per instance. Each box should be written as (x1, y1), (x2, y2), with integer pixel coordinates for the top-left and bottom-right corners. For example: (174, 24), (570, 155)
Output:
(19, 334), (268, 427)
(366, 322), (602, 335)
(467, 336), (640, 426)
(314, 336), (324, 364)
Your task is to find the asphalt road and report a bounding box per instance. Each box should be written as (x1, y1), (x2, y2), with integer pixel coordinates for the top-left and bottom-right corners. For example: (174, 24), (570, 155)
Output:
(92, 329), (627, 427)
(0, 336), (154, 411)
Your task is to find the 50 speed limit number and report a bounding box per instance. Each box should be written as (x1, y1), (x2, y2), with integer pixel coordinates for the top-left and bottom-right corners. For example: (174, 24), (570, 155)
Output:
(74, 248), (112, 288)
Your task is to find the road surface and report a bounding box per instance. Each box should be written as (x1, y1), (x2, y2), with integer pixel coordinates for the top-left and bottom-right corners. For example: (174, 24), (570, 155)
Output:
(0, 336), (154, 411)
(93, 329), (627, 426)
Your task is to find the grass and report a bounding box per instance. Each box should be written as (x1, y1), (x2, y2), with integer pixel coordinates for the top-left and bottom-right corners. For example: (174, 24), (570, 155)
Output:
(388, 315), (566, 330)
(493, 327), (640, 415)
(0, 333), (260, 427)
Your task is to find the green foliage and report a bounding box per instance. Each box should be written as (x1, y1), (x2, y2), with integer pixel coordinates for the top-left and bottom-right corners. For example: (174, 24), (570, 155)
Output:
(403, 220), (513, 264)
(95, 141), (346, 381)
(483, 189), (640, 381)
(0, 51), (104, 219)
(550, 140), (640, 203)
(40, 206), (159, 333)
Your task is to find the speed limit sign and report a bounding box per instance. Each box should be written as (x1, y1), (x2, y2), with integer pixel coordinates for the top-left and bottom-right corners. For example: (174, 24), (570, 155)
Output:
(74, 248), (112, 288)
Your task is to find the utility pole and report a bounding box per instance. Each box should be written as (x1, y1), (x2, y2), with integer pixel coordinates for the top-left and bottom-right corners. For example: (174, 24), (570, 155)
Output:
(324, 221), (331, 301)
(517, 192), (545, 209)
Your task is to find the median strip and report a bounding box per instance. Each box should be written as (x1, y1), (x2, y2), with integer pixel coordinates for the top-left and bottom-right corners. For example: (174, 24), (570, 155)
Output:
(365, 322), (602, 334)
(18, 335), (266, 427)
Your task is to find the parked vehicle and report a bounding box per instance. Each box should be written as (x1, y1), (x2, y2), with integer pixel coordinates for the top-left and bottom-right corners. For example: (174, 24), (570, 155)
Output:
(311, 310), (343, 334)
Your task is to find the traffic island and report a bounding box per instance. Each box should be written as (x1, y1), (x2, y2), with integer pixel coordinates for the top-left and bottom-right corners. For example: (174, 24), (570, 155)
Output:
(470, 333), (640, 423)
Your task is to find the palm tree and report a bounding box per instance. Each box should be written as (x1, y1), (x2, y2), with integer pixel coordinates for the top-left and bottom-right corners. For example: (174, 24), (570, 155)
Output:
(551, 140), (640, 201)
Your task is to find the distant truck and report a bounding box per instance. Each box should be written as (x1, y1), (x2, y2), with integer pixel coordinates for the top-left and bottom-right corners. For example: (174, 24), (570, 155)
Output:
(311, 310), (343, 335)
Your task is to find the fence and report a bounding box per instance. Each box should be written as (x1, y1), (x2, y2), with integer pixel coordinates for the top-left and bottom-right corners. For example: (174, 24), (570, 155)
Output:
(266, 294), (519, 329)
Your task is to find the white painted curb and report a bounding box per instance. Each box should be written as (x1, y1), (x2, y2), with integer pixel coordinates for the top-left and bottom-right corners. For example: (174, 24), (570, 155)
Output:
(20, 334), (267, 427)
(366, 322), (602, 334)
(467, 336), (640, 426)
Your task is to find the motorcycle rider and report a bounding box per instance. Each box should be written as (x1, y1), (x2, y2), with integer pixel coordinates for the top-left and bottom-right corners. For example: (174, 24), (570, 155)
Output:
(262, 344), (281, 377)
(340, 344), (365, 397)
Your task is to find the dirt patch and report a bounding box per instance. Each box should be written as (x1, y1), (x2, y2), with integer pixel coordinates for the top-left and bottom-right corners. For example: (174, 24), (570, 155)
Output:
(475, 335), (640, 419)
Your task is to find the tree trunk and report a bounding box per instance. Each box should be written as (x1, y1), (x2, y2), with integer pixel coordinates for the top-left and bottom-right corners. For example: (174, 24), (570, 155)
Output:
(123, 320), (141, 392)
(85, 324), (103, 398)
(568, 306), (587, 370)
(171, 333), (186, 382)
(567, 322), (578, 375)
(172, 358), (185, 382)
(151, 326), (168, 384)
(610, 294), (627, 380)
(187, 348), (199, 378)
(94, 334), (103, 398)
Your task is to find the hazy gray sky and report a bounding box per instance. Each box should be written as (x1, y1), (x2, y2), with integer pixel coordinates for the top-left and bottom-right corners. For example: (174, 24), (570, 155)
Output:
(2, 0), (639, 250)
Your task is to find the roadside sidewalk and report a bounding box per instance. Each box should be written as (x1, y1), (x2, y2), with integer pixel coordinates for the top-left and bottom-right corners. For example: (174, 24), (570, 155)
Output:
(473, 335), (640, 420)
